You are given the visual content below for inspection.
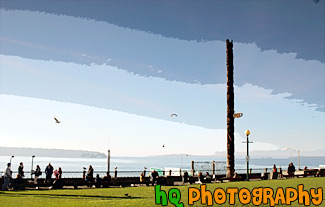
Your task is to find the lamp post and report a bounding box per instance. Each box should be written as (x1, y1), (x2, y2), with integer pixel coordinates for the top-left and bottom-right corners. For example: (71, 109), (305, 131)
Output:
(181, 154), (188, 169)
(243, 130), (253, 181)
(298, 149), (300, 170)
(10, 155), (14, 164)
(282, 148), (300, 170)
(31, 155), (35, 179)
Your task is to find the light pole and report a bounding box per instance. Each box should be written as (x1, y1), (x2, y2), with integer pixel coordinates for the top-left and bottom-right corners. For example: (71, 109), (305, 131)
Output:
(298, 149), (300, 170)
(243, 130), (253, 181)
(31, 155), (35, 179)
(181, 154), (188, 169)
(282, 148), (300, 170)
(10, 155), (14, 164)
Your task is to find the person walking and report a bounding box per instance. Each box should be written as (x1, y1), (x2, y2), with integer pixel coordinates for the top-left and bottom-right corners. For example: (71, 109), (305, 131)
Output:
(18, 162), (24, 178)
(272, 164), (278, 179)
(2, 163), (12, 191)
(58, 167), (62, 179)
(45, 163), (54, 183)
(86, 165), (94, 187)
(34, 165), (42, 184)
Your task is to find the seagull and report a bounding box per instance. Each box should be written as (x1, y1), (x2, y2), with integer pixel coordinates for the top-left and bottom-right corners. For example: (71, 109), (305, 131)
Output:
(54, 117), (61, 124)
(171, 113), (178, 117)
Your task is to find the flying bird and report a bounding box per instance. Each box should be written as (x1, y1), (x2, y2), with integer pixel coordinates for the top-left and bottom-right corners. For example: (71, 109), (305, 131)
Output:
(171, 113), (178, 117)
(54, 117), (61, 124)
(162, 144), (165, 148)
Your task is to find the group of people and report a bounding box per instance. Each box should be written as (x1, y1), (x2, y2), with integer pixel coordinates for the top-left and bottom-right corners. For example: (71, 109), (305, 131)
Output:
(2, 163), (99, 190)
(2, 160), (306, 191)
(1, 162), (64, 190)
(271, 163), (296, 179)
(28, 163), (63, 184)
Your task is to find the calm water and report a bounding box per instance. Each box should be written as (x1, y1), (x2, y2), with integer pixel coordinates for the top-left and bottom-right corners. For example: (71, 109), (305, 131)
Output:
(1, 155), (324, 178)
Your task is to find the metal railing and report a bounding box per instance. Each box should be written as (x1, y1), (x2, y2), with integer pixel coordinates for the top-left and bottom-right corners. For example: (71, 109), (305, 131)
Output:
(8, 168), (273, 179)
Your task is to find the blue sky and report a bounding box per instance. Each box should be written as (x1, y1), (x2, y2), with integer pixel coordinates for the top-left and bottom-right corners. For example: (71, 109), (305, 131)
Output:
(0, 1), (324, 157)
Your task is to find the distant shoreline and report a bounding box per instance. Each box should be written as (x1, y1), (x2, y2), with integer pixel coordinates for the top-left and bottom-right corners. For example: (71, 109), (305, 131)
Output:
(0, 147), (324, 160)
(0, 147), (107, 158)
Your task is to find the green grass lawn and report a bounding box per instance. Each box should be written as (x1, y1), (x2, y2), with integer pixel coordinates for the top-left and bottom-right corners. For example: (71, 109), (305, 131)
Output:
(0, 177), (324, 207)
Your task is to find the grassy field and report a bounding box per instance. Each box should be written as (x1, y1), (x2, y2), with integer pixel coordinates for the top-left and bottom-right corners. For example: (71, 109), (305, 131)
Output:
(0, 177), (324, 207)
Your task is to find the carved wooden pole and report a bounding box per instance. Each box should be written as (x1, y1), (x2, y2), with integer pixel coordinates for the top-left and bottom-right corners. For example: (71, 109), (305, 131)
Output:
(226, 39), (235, 178)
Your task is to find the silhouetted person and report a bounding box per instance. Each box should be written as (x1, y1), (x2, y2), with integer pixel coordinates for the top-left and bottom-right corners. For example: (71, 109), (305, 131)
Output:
(205, 172), (211, 180)
(272, 164), (278, 179)
(58, 167), (62, 179)
(291, 163), (296, 174)
(18, 162), (24, 178)
(288, 162), (295, 176)
(34, 165), (42, 184)
(183, 171), (189, 183)
(81, 167), (86, 180)
(102, 172), (111, 187)
(151, 170), (159, 185)
(233, 171), (239, 179)
(2, 163), (12, 191)
(45, 163), (54, 183)
(86, 165), (94, 187)
(95, 174), (101, 188)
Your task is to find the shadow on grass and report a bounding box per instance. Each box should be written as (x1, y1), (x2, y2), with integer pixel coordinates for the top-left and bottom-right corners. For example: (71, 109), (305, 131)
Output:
(2, 192), (142, 200)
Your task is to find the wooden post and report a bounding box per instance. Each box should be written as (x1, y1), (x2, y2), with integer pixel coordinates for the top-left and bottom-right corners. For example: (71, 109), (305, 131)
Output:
(212, 161), (215, 175)
(226, 39), (235, 178)
(107, 150), (110, 175)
